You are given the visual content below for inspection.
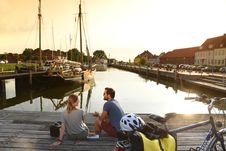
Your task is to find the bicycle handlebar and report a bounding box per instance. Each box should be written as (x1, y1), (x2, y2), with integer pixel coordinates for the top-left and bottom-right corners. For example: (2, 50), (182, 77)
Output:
(184, 97), (198, 100)
(185, 95), (226, 114)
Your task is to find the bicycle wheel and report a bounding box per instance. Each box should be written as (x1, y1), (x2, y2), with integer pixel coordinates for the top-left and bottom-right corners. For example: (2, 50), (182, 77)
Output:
(206, 128), (226, 151)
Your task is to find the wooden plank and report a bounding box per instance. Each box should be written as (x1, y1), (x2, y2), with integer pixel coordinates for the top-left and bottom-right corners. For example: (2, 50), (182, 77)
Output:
(0, 111), (225, 151)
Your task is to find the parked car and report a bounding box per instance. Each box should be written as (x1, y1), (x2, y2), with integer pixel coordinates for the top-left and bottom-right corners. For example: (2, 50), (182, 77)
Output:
(203, 66), (217, 72)
(195, 65), (205, 71)
(219, 67), (226, 73)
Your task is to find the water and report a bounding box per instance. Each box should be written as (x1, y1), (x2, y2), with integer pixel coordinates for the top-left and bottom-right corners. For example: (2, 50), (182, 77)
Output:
(1, 67), (226, 116)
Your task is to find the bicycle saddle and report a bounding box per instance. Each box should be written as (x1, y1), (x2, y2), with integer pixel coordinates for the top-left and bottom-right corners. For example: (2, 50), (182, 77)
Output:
(149, 114), (166, 124)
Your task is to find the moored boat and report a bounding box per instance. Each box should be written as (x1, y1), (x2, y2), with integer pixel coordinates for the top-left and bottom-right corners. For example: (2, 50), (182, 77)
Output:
(41, 0), (95, 83)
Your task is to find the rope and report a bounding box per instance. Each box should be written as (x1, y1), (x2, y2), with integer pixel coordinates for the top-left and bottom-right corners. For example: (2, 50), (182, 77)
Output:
(23, 17), (39, 50)
(41, 17), (50, 49)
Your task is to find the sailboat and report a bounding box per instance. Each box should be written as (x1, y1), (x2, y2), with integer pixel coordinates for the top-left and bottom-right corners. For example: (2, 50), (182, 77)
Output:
(40, 0), (95, 83)
(72, 0), (95, 82)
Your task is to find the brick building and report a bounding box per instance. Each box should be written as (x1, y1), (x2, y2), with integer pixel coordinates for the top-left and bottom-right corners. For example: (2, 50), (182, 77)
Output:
(160, 47), (198, 65)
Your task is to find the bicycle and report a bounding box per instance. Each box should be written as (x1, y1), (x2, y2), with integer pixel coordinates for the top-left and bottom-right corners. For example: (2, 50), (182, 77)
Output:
(149, 95), (226, 151)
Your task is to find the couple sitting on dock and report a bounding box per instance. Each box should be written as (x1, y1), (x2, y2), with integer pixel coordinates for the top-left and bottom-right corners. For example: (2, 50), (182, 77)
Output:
(50, 87), (125, 147)
(50, 87), (176, 151)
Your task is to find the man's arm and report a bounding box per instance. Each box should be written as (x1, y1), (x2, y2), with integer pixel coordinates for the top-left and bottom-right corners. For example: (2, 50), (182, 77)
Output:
(100, 111), (108, 122)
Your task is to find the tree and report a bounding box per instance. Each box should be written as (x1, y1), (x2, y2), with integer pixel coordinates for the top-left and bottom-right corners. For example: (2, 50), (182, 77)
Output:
(67, 48), (80, 62)
(140, 58), (146, 66)
(22, 48), (33, 61)
(93, 50), (107, 60)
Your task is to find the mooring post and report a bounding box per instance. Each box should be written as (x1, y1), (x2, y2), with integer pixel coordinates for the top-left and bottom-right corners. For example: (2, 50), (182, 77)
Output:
(157, 68), (159, 78)
(0, 80), (6, 102)
(40, 96), (43, 112)
(174, 69), (178, 81)
(29, 70), (32, 85)
(179, 75), (183, 87)
(0, 80), (6, 94)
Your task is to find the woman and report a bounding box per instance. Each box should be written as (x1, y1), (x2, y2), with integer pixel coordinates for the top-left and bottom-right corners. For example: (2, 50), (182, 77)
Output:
(50, 94), (89, 146)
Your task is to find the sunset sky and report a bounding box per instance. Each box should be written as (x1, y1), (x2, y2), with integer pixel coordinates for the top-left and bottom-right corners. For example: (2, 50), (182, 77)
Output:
(1, 0), (226, 61)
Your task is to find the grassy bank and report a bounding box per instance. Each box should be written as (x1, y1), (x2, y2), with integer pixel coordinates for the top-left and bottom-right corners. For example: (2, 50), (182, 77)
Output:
(0, 63), (38, 71)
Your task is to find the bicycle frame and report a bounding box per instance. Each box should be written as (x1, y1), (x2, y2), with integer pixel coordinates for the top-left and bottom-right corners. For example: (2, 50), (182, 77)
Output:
(169, 115), (225, 150)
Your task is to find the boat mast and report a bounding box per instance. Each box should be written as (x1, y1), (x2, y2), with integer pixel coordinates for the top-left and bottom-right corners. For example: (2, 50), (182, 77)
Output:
(78, 0), (83, 65)
(51, 23), (55, 60)
(38, 0), (42, 65)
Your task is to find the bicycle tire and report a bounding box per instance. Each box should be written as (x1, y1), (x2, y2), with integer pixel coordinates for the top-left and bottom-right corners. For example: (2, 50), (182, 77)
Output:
(206, 128), (226, 151)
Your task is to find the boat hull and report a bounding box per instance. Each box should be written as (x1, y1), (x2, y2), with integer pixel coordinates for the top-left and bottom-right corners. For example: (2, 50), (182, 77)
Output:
(95, 64), (107, 71)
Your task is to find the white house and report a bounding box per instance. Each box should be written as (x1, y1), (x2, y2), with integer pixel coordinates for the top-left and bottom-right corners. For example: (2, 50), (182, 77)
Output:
(195, 34), (226, 66)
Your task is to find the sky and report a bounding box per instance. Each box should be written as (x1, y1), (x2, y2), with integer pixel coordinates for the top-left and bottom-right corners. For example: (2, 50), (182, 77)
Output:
(1, 0), (226, 61)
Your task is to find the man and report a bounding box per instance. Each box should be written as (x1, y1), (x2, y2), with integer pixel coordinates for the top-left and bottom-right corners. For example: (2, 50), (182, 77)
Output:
(94, 87), (124, 137)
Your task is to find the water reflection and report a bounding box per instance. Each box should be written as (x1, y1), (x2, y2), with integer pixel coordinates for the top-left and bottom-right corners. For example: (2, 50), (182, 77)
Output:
(1, 68), (226, 115)
(0, 78), (95, 112)
(139, 74), (226, 98)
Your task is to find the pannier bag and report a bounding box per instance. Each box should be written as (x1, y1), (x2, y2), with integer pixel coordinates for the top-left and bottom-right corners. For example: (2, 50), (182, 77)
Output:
(49, 121), (61, 137)
(141, 122), (169, 140)
(130, 131), (176, 151)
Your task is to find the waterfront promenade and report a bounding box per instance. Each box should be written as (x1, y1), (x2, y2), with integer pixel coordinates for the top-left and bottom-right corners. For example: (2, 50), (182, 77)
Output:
(110, 64), (226, 93)
(0, 110), (225, 151)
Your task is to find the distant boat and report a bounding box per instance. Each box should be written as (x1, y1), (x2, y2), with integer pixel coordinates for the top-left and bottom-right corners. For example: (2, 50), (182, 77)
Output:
(95, 59), (108, 71)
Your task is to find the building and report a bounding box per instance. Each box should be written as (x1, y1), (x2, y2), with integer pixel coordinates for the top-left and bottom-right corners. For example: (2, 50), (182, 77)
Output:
(160, 47), (198, 65)
(195, 34), (226, 66)
(134, 50), (154, 65)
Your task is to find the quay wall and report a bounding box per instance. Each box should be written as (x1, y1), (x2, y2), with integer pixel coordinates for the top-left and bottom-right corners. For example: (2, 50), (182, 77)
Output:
(110, 64), (226, 94)
(110, 64), (203, 82)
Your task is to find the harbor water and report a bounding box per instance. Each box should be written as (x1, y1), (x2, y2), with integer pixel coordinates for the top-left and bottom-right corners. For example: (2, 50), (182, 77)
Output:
(1, 67), (226, 116)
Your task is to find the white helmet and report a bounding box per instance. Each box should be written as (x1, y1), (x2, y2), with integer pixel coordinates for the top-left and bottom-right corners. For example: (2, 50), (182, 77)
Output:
(120, 113), (145, 132)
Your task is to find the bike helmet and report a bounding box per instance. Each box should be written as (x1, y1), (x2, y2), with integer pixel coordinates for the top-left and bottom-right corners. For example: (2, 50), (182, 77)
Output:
(120, 113), (145, 132)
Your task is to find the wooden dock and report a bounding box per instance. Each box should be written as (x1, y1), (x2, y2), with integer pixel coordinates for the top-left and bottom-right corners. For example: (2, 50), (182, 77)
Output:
(0, 110), (225, 151)
(0, 71), (46, 80)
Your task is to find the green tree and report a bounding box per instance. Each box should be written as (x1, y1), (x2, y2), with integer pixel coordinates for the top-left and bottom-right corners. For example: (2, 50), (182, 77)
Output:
(93, 50), (107, 60)
(67, 48), (80, 62)
(22, 48), (33, 61)
(140, 58), (146, 66)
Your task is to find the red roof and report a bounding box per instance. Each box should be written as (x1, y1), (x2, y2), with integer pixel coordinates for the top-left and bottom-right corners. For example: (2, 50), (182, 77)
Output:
(161, 46), (198, 58)
(199, 33), (226, 51)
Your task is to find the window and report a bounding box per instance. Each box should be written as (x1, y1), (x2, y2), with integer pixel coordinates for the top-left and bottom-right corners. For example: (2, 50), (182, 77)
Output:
(208, 44), (213, 49)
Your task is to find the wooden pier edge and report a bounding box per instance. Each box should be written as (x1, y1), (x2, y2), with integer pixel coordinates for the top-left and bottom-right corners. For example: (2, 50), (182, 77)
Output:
(0, 110), (225, 151)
